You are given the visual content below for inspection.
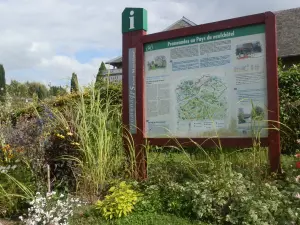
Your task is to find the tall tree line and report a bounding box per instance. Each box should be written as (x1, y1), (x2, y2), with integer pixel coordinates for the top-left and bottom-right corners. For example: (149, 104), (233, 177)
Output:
(7, 80), (67, 100)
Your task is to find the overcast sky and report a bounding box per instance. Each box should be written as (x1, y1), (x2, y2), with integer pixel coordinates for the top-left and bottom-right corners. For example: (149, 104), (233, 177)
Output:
(0, 0), (299, 87)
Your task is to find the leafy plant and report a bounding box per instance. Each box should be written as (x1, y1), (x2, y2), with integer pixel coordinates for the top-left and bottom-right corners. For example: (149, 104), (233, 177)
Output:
(95, 181), (141, 220)
(43, 123), (81, 193)
(279, 64), (300, 155)
(137, 161), (300, 225)
(0, 134), (34, 217)
(19, 191), (83, 225)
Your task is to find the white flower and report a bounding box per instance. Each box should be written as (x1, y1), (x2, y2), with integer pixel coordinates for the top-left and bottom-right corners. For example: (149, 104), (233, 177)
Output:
(295, 193), (300, 199)
(22, 192), (83, 225)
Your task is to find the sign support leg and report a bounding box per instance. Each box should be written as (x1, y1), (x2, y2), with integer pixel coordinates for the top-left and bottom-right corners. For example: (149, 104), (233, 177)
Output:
(122, 8), (148, 180)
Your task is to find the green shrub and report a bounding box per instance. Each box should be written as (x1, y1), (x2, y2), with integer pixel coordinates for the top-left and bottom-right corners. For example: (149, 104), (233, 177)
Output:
(10, 83), (122, 121)
(43, 124), (81, 193)
(95, 181), (141, 220)
(279, 64), (300, 154)
(137, 169), (299, 225)
(0, 142), (34, 216)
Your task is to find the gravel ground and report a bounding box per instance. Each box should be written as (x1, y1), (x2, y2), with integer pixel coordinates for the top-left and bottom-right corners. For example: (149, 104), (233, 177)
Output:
(0, 219), (17, 225)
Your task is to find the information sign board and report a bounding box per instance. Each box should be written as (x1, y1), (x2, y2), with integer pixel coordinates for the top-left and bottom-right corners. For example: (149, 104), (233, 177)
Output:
(144, 24), (268, 138)
(122, 8), (280, 179)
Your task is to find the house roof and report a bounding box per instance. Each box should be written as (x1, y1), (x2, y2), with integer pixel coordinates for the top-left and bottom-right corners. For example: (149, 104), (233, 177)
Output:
(105, 56), (122, 64)
(162, 16), (197, 31)
(275, 7), (300, 58)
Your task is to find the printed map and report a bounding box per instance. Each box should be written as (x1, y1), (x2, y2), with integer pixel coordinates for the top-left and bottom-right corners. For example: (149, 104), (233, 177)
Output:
(175, 75), (228, 121)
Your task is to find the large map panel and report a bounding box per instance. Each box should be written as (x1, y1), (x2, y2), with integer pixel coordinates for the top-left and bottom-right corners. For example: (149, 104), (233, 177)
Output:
(144, 24), (268, 138)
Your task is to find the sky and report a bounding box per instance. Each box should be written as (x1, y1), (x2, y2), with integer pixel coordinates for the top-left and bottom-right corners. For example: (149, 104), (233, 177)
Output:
(0, 0), (299, 87)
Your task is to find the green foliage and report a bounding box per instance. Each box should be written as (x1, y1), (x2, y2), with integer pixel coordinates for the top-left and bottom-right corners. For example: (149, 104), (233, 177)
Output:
(95, 62), (107, 87)
(7, 80), (29, 98)
(70, 72), (79, 93)
(49, 85), (68, 97)
(52, 84), (124, 198)
(26, 81), (49, 100)
(95, 181), (141, 220)
(0, 141), (34, 216)
(0, 64), (6, 102)
(9, 84), (121, 121)
(43, 124), (81, 193)
(137, 168), (299, 225)
(70, 211), (204, 225)
(278, 64), (300, 154)
(7, 80), (49, 100)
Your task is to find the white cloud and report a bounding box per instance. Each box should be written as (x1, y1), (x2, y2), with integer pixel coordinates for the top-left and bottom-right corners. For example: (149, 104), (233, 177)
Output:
(36, 55), (110, 87)
(0, 0), (299, 86)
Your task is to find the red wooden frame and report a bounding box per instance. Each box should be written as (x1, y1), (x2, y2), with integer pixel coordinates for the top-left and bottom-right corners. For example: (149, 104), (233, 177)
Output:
(122, 12), (280, 179)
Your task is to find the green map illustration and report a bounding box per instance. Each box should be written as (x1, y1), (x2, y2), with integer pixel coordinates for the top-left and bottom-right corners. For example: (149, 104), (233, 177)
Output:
(175, 75), (228, 121)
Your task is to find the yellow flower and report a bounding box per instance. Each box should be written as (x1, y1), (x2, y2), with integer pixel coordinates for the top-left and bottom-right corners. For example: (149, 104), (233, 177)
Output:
(56, 134), (65, 139)
(71, 142), (80, 146)
(2, 144), (10, 152)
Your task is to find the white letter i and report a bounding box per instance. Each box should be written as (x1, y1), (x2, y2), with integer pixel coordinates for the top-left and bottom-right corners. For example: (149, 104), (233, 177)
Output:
(129, 10), (135, 29)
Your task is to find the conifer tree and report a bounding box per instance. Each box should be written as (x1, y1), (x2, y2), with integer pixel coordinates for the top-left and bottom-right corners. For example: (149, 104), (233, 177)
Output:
(70, 72), (79, 93)
(95, 62), (107, 86)
(0, 64), (6, 102)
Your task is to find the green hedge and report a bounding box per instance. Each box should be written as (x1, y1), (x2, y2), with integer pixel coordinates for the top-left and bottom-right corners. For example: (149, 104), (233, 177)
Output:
(9, 84), (122, 121)
(279, 64), (300, 154)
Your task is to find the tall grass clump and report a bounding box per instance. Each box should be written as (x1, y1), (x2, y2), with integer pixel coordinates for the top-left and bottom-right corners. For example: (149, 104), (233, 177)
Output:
(55, 83), (124, 199)
(147, 102), (273, 184)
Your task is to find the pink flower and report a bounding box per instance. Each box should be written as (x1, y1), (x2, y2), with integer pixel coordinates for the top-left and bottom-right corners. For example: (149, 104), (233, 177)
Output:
(295, 153), (300, 158)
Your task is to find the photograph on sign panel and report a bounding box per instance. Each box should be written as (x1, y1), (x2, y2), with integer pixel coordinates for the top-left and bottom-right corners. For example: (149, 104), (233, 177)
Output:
(237, 105), (265, 125)
(235, 41), (263, 60)
(147, 55), (167, 71)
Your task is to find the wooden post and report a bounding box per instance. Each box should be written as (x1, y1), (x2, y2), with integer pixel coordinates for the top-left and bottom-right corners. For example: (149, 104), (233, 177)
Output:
(265, 12), (281, 173)
(122, 8), (148, 180)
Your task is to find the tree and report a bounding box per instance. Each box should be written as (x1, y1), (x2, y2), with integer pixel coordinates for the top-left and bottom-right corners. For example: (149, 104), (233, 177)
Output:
(49, 85), (67, 97)
(27, 82), (49, 100)
(70, 73), (79, 93)
(7, 80), (29, 98)
(95, 62), (107, 87)
(0, 64), (6, 102)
